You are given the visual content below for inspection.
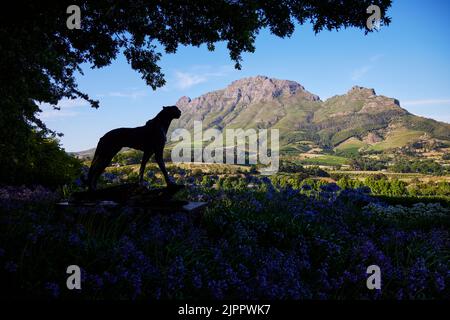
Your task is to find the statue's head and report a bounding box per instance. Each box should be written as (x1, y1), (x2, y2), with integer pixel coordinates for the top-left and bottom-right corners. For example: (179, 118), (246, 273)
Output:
(163, 105), (181, 119)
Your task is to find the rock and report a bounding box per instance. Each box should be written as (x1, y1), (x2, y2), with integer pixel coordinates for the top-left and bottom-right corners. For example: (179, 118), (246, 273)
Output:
(224, 75), (320, 103)
(363, 132), (383, 144)
(161, 76), (450, 153)
(176, 96), (192, 109)
(348, 86), (376, 96)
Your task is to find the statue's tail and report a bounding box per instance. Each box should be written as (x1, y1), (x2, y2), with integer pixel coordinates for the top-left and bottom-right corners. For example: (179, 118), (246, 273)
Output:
(85, 149), (103, 191)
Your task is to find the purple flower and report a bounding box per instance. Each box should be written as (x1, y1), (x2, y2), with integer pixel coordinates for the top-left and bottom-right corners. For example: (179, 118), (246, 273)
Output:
(434, 272), (445, 292)
(396, 289), (404, 300)
(167, 256), (186, 294)
(407, 258), (429, 295)
(320, 183), (341, 193)
(192, 273), (202, 289)
(68, 233), (82, 246)
(44, 282), (60, 298)
(4, 261), (17, 273)
(102, 172), (117, 182)
(208, 280), (228, 299)
(357, 186), (372, 194)
(74, 178), (83, 187)
(103, 271), (118, 285)
(90, 274), (104, 290)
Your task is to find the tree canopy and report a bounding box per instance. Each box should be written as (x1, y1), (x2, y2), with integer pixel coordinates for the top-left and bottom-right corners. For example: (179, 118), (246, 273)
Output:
(0, 0), (392, 185)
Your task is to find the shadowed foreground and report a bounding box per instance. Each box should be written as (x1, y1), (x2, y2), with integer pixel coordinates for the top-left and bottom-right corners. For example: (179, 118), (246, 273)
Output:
(0, 178), (448, 299)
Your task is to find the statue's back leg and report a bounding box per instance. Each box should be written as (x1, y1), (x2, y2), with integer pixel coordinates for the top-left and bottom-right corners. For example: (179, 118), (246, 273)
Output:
(87, 140), (120, 191)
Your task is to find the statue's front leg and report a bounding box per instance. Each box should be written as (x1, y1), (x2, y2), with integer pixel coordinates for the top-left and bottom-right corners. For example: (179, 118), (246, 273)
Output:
(139, 151), (151, 185)
(155, 150), (175, 186)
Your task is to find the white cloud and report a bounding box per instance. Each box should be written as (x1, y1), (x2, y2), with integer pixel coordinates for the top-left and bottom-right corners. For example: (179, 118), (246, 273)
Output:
(351, 54), (384, 81)
(39, 109), (78, 120)
(175, 72), (208, 89)
(369, 54), (384, 62)
(402, 99), (450, 106)
(351, 65), (372, 81)
(97, 88), (148, 99)
(38, 98), (89, 120)
(174, 65), (235, 89)
(57, 98), (89, 108)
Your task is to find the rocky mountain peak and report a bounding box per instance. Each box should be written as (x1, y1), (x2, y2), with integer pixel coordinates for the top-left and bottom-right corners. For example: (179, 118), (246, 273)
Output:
(340, 86), (406, 114)
(172, 76), (321, 115)
(347, 86), (376, 97)
(176, 96), (191, 109)
(223, 75), (320, 103)
(164, 76), (450, 154)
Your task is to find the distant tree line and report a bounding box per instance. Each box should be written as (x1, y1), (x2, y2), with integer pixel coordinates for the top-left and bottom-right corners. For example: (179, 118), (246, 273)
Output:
(348, 156), (446, 176)
(390, 159), (446, 176)
(349, 157), (388, 171)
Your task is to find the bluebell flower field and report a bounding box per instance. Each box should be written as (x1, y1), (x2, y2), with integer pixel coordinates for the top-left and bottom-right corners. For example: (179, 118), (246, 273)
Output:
(2, 0), (450, 309)
(1, 170), (448, 300)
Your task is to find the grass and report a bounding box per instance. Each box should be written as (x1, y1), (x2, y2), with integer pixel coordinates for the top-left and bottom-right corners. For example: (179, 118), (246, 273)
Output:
(334, 137), (368, 155)
(367, 128), (424, 151)
(298, 155), (349, 166)
(313, 97), (364, 122)
(106, 162), (251, 175)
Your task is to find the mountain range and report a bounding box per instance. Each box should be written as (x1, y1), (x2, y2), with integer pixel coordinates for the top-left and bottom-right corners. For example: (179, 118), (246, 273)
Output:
(74, 76), (450, 158)
(170, 76), (450, 155)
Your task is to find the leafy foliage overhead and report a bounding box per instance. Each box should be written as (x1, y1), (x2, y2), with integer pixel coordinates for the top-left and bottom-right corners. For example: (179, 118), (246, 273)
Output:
(0, 0), (391, 186)
(2, 0), (392, 115)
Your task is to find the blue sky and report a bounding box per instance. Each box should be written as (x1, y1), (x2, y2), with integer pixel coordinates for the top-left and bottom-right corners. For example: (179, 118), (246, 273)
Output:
(39, 0), (450, 152)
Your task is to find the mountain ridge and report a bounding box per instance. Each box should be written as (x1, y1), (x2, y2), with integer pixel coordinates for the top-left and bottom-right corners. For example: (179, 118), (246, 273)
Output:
(169, 76), (450, 154)
(73, 76), (450, 157)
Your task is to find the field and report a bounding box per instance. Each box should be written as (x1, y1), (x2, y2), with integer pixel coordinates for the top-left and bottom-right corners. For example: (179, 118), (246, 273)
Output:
(0, 162), (449, 300)
(335, 138), (368, 155)
(367, 128), (425, 151)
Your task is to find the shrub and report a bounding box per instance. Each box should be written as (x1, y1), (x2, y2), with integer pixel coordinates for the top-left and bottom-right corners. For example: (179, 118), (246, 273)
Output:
(390, 159), (445, 176)
(1, 181), (448, 299)
(0, 133), (81, 188)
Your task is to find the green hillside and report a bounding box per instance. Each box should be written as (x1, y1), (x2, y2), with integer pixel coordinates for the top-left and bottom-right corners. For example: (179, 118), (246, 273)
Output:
(76, 77), (450, 158)
(169, 77), (450, 154)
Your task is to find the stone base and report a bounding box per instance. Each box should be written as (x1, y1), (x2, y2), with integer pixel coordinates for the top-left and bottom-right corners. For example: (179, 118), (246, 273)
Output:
(61, 183), (206, 212)
(57, 200), (208, 213)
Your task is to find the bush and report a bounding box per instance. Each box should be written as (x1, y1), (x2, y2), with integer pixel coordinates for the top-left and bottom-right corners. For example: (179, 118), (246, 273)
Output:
(279, 161), (305, 173)
(1, 181), (448, 299)
(349, 157), (388, 171)
(390, 159), (445, 176)
(112, 150), (144, 166)
(337, 176), (364, 190)
(364, 175), (407, 196)
(279, 161), (329, 177)
(0, 132), (81, 188)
